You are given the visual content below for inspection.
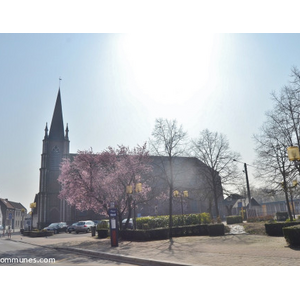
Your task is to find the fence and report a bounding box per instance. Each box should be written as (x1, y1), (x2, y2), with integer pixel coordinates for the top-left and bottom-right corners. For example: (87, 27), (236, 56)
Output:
(229, 199), (300, 218)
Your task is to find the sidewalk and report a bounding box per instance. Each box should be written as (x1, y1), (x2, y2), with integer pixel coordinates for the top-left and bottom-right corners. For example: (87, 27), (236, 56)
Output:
(9, 232), (300, 266)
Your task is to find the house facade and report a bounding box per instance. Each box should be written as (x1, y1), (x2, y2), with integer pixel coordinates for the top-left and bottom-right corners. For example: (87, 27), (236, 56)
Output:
(0, 198), (27, 231)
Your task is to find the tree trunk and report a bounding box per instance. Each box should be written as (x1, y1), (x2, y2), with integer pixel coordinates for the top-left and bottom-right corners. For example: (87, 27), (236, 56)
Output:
(283, 177), (293, 221)
(169, 156), (174, 238)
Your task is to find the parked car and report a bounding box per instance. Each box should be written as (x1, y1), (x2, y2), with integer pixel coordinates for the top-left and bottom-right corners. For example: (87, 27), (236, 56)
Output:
(43, 222), (68, 234)
(122, 218), (133, 229)
(75, 220), (95, 233)
(67, 222), (79, 233)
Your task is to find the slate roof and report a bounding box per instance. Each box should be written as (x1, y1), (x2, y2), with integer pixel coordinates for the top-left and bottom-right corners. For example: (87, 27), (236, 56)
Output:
(246, 198), (261, 207)
(0, 198), (15, 209)
(8, 201), (27, 211)
(49, 89), (65, 140)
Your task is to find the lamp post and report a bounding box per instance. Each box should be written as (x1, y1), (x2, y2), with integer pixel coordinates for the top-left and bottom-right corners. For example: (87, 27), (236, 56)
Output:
(287, 146), (300, 162)
(233, 159), (252, 210)
(29, 202), (36, 230)
(126, 183), (142, 230)
(173, 190), (188, 224)
(286, 146), (300, 219)
(21, 208), (25, 230)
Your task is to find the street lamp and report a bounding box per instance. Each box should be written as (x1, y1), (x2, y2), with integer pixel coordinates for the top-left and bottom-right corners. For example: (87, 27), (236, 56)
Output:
(287, 146), (300, 162)
(173, 190), (189, 224)
(126, 183), (142, 229)
(233, 159), (252, 210)
(29, 202), (36, 230)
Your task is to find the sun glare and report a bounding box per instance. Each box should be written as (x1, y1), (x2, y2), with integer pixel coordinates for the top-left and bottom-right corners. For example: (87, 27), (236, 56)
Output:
(117, 33), (217, 105)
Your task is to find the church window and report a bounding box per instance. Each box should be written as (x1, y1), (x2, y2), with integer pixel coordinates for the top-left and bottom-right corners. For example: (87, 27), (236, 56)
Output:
(52, 146), (60, 153)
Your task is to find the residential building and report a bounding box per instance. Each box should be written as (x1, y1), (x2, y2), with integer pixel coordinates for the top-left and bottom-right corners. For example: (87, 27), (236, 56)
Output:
(0, 198), (27, 231)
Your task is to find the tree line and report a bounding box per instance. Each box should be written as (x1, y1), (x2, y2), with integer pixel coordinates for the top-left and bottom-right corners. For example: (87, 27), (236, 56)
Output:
(253, 66), (300, 221)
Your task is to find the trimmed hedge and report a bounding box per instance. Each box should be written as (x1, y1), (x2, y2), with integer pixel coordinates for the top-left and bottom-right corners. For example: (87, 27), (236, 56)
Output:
(120, 225), (211, 241)
(22, 230), (54, 237)
(172, 225), (209, 237)
(265, 221), (300, 236)
(226, 215), (243, 225)
(120, 228), (169, 241)
(136, 213), (211, 230)
(97, 229), (109, 239)
(208, 224), (225, 236)
(283, 225), (300, 247)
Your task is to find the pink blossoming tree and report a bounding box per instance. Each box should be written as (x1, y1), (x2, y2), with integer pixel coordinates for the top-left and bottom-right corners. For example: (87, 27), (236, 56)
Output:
(58, 144), (153, 228)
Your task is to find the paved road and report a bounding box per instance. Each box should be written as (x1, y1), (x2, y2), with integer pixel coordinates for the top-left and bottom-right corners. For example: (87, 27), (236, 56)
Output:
(5, 230), (300, 266)
(0, 237), (134, 266)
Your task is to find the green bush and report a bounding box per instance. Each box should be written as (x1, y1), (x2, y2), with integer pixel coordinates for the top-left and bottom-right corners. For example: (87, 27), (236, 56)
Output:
(200, 213), (211, 224)
(96, 220), (109, 230)
(208, 223), (225, 236)
(136, 216), (169, 229)
(226, 215), (243, 225)
(285, 218), (297, 222)
(283, 225), (300, 247)
(136, 213), (210, 230)
(265, 221), (300, 236)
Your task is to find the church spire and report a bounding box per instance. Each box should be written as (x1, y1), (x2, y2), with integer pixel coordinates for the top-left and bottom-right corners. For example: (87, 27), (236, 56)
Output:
(65, 123), (69, 140)
(49, 88), (65, 140)
(44, 122), (48, 138)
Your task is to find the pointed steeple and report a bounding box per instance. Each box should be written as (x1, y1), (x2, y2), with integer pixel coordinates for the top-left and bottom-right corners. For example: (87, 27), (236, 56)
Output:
(49, 89), (65, 140)
(44, 122), (48, 139)
(65, 123), (69, 140)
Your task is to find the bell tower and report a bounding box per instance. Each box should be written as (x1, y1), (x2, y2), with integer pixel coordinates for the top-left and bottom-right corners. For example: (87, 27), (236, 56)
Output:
(36, 89), (70, 228)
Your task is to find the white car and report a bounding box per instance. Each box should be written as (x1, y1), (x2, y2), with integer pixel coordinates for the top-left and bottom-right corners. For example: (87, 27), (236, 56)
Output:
(75, 220), (95, 233)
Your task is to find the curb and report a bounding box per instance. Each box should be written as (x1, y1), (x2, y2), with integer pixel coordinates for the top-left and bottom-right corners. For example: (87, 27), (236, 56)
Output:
(9, 238), (189, 266)
(54, 247), (190, 266)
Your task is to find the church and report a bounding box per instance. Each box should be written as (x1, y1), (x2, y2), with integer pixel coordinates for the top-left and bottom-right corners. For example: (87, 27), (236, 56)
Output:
(33, 89), (100, 229)
(33, 89), (224, 229)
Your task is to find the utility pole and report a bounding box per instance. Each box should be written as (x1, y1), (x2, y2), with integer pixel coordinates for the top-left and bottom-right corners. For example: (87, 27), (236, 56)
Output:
(244, 163), (251, 210)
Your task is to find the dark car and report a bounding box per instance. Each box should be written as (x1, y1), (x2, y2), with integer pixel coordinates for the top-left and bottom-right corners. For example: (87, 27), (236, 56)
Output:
(67, 222), (79, 233)
(122, 218), (133, 229)
(43, 222), (68, 234)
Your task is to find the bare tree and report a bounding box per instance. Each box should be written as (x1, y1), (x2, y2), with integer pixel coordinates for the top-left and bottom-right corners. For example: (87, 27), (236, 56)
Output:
(253, 67), (300, 221)
(253, 119), (296, 221)
(189, 129), (242, 218)
(149, 118), (188, 236)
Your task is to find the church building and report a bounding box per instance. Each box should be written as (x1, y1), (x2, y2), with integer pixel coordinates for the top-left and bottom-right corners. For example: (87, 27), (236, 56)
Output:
(33, 89), (100, 229)
(33, 89), (224, 229)
(34, 89), (70, 228)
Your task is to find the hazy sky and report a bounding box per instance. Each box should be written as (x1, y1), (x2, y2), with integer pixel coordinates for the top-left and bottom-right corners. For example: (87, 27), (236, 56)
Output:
(1, 33), (300, 210)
